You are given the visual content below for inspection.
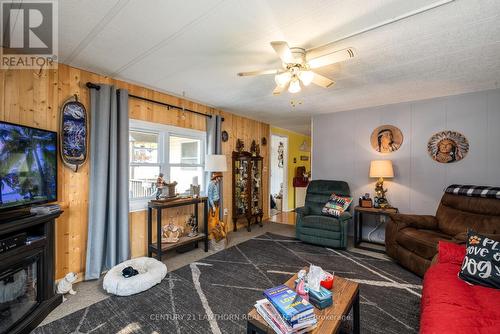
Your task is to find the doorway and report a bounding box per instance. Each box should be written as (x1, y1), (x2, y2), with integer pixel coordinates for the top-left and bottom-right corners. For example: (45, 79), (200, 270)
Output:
(269, 134), (288, 217)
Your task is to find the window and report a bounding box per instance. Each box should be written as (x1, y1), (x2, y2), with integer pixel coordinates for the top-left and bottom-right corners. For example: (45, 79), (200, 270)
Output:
(169, 136), (204, 194)
(129, 131), (160, 200)
(129, 120), (205, 211)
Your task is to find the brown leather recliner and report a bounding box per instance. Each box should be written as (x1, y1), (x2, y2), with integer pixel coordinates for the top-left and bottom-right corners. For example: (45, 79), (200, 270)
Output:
(385, 192), (500, 277)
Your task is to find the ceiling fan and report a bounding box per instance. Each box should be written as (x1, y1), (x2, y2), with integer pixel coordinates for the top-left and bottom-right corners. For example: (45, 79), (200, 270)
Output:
(237, 41), (356, 95)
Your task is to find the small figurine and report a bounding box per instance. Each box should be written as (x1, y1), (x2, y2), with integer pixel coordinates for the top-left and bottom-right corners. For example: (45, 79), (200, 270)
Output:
(190, 184), (201, 198)
(251, 140), (257, 156)
(162, 218), (183, 243)
(187, 214), (198, 237)
(156, 173), (167, 199)
(155, 173), (178, 199)
(236, 139), (244, 153)
(57, 272), (78, 302)
(374, 179), (389, 208)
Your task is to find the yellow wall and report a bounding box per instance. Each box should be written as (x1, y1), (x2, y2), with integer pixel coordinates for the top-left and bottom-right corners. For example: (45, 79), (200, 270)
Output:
(270, 127), (311, 210)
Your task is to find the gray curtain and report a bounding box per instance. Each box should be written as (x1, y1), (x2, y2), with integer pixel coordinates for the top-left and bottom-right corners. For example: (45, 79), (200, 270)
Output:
(86, 85), (130, 280)
(206, 115), (223, 220)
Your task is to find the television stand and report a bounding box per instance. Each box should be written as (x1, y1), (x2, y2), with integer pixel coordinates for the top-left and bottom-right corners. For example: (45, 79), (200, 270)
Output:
(0, 207), (35, 222)
(0, 211), (62, 334)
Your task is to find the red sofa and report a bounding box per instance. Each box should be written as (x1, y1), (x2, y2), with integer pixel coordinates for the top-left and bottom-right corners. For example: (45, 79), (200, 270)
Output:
(420, 241), (500, 333)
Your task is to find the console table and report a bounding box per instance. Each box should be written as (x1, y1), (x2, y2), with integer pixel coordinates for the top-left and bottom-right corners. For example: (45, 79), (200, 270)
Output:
(353, 206), (398, 253)
(147, 197), (209, 260)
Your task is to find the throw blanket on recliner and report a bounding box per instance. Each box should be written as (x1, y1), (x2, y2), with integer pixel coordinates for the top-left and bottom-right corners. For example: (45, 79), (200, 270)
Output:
(445, 184), (500, 199)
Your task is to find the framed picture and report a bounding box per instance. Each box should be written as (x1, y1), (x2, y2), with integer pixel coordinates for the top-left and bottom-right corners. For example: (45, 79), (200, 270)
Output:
(370, 125), (403, 153)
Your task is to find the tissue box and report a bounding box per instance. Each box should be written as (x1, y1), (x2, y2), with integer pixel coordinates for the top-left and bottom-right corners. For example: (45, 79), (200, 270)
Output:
(308, 286), (333, 309)
(293, 279), (334, 309)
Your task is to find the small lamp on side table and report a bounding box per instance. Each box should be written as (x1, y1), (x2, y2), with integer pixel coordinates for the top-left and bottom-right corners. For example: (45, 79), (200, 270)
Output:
(369, 160), (394, 208)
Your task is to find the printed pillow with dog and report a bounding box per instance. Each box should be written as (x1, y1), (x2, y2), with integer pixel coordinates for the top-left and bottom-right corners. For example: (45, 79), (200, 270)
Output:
(458, 229), (500, 289)
(322, 193), (352, 217)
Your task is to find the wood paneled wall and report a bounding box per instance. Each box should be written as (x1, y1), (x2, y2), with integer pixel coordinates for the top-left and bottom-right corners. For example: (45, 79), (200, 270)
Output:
(0, 63), (269, 279)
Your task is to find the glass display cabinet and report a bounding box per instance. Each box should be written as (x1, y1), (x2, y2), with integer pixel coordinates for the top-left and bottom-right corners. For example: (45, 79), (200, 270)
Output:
(232, 148), (263, 232)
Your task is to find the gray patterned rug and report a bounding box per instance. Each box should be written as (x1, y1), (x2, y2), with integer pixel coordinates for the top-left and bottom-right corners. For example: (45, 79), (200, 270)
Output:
(33, 233), (421, 334)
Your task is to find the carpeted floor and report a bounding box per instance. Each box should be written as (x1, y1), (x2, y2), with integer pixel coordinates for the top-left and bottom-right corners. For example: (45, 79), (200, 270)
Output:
(33, 233), (421, 334)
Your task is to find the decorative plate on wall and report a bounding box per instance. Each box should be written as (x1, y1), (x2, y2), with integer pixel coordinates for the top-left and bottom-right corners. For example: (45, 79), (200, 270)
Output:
(428, 130), (469, 163)
(370, 125), (403, 153)
(221, 130), (229, 142)
(60, 96), (88, 172)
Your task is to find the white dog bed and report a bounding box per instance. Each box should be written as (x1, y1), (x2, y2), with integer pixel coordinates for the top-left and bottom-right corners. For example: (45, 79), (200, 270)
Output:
(103, 257), (167, 296)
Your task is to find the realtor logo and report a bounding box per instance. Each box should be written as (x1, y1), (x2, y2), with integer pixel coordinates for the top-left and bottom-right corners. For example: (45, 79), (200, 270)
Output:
(1, 0), (58, 69)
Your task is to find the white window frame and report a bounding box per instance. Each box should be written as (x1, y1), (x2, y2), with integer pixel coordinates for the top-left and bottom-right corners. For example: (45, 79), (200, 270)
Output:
(129, 119), (206, 212)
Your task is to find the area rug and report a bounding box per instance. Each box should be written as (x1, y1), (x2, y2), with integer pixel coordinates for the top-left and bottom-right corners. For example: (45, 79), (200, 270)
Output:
(33, 233), (421, 334)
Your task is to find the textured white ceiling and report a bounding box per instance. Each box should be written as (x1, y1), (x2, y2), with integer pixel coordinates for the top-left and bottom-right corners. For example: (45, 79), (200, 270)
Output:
(54, 0), (500, 135)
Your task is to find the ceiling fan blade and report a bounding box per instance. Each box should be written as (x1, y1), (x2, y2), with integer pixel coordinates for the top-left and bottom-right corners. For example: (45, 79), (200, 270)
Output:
(311, 72), (335, 88)
(270, 41), (293, 63)
(237, 69), (279, 77)
(272, 84), (286, 96)
(307, 48), (356, 69)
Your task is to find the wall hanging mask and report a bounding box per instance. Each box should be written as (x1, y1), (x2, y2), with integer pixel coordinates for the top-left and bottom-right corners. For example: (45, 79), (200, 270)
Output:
(60, 95), (88, 172)
(370, 125), (403, 153)
(428, 130), (469, 163)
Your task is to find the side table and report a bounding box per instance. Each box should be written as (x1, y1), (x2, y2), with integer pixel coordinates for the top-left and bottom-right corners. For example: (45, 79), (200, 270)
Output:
(353, 206), (398, 253)
(147, 197), (209, 260)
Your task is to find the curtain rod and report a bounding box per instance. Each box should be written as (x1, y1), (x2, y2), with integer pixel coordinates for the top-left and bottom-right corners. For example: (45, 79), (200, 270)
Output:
(85, 82), (223, 121)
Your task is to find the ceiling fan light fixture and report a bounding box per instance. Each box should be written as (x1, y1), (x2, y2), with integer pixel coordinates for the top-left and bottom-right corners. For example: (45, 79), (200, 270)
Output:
(298, 70), (314, 86)
(288, 77), (301, 93)
(274, 71), (291, 87)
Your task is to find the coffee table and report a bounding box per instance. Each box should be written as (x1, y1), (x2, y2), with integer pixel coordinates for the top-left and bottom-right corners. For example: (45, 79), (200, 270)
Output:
(247, 268), (360, 334)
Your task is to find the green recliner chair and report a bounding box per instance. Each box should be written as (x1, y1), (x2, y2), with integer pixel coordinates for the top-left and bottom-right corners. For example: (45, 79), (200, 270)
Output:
(295, 180), (351, 249)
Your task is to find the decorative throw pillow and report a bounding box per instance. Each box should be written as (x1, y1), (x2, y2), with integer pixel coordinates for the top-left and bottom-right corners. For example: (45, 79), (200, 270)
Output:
(322, 193), (352, 217)
(458, 229), (500, 289)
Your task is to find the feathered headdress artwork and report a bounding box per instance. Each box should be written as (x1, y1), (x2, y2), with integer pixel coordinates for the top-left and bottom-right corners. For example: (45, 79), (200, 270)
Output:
(427, 131), (469, 163)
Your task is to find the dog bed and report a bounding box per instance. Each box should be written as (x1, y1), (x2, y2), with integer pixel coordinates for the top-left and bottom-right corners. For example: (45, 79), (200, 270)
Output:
(103, 257), (167, 296)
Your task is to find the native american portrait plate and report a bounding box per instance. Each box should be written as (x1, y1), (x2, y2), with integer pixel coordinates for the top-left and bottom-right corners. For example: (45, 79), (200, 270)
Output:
(427, 131), (469, 163)
(370, 125), (403, 153)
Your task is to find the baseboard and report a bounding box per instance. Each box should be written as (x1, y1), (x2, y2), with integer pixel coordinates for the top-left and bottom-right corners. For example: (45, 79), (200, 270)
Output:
(55, 270), (85, 284)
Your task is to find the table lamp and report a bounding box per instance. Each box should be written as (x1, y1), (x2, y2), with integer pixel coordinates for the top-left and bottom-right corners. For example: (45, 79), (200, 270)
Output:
(205, 154), (228, 174)
(369, 160), (394, 208)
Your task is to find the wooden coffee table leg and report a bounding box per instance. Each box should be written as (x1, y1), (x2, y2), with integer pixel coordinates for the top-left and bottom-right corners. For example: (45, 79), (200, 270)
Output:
(353, 289), (360, 334)
(247, 321), (265, 334)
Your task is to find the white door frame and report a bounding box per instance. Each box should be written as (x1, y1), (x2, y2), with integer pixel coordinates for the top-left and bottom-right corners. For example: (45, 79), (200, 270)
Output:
(269, 133), (289, 213)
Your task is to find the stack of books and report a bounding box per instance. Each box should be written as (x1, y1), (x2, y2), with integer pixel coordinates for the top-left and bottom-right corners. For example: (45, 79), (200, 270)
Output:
(255, 285), (317, 334)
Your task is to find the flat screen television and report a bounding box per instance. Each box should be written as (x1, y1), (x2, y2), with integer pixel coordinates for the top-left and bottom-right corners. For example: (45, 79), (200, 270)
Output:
(0, 121), (57, 212)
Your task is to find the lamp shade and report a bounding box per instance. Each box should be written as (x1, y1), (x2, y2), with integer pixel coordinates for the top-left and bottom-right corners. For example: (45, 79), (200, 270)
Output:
(369, 160), (394, 178)
(205, 154), (227, 172)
